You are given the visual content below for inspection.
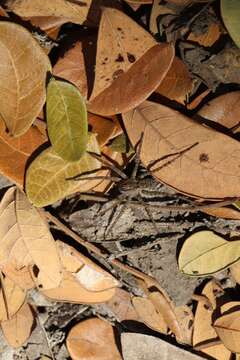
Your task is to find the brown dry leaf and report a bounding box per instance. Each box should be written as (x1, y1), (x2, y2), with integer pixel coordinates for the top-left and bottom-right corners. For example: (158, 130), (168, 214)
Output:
(230, 261), (240, 284)
(187, 22), (221, 47)
(150, 0), (176, 34)
(0, 6), (8, 16)
(0, 22), (51, 136)
(57, 241), (119, 292)
(198, 91), (240, 130)
(66, 318), (122, 360)
(123, 101), (240, 199)
(202, 206), (240, 220)
(88, 8), (174, 115)
(0, 275), (26, 321)
(0, 120), (47, 187)
(6, 0), (92, 25)
(0, 187), (62, 290)
(1, 263), (34, 290)
(88, 113), (117, 146)
(1, 302), (34, 348)
(132, 296), (168, 333)
(156, 56), (193, 104)
(27, 16), (64, 40)
(105, 288), (139, 322)
(42, 272), (116, 304)
(175, 305), (194, 345)
(53, 41), (88, 98)
(193, 280), (231, 360)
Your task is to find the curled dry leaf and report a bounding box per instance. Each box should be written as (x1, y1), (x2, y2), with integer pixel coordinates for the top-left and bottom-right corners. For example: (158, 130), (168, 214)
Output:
(0, 22), (51, 136)
(66, 318), (122, 360)
(47, 78), (88, 162)
(156, 56), (193, 104)
(132, 296), (168, 334)
(53, 41), (88, 98)
(6, 0), (92, 25)
(0, 121), (47, 187)
(0, 275), (26, 321)
(25, 134), (103, 207)
(88, 8), (174, 115)
(221, 0), (240, 48)
(123, 101), (240, 199)
(1, 302), (34, 348)
(0, 187), (62, 290)
(178, 230), (240, 276)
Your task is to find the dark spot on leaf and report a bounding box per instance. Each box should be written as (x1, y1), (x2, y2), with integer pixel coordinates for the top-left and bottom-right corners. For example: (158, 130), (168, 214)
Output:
(192, 270), (199, 274)
(106, 78), (110, 81)
(38, 284), (43, 289)
(134, 37), (138, 41)
(101, 61), (106, 65)
(32, 264), (39, 277)
(104, 57), (108, 61)
(127, 53), (136, 63)
(112, 69), (124, 80)
(199, 153), (209, 162)
(188, 319), (193, 329)
(116, 54), (124, 62)
(117, 27), (122, 31)
(204, 304), (210, 310)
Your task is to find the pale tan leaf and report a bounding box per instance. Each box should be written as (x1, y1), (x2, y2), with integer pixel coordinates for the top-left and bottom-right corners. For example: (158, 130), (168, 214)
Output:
(66, 318), (122, 360)
(57, 241), (119, 291)
(25, 134), (103, 207)
(105, 288), (139, 322)
(0, 275), (26, 321)
(175, 305), (194, 345)
(123, 101), (240, 199)
(88, 8), (174, 115)
(0, 187), (62, 290)
(53, 41), (88, 98)
(6, 0), (92, 25)
(132, 296), (167, 333)
(0, 120), (47, 187)
(0, 22), (51, 136)
(1, 302), (34, 348)
(230, 261), (240, 284)
(214, 309), (240, 353)
(42, 272), (116, 303)
(1, 263), (34, 290)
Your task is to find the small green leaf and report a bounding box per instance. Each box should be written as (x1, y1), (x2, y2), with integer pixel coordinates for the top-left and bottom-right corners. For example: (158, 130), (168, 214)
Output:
(108, 134), (132, 154)
(25, 134), (101, 207)
(47, 78), (88, 162)
(221, 0), (240, 48)
(178, 230), (240, 276)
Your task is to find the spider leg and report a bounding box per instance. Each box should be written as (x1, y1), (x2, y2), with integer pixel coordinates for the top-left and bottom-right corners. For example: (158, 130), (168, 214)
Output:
(131, 132), (144, 180)
(88, 151), (127, 179)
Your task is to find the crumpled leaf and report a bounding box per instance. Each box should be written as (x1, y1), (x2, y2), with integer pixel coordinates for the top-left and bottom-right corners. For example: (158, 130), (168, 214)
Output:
(66, 318), (122, 360)
(53, 41), (88, 98)
(88, 8), (174, 115)
(0, 22), (51, 136)
(123, 101), (240, 199)
(0, 120), (47, 187)
(6, 0), (92, 25)
(25, 134), (102, 207)
(221, 0), (240, 48)
(0, 187), (62, 290)
(0, 275), (26, 321)
(47, 78), (88, 162)
(178, 230), (240, 276)
(1, 302), (34, 348)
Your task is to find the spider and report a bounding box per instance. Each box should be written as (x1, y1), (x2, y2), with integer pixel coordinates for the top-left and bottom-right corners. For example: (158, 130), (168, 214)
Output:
(68, 134), (237, 239)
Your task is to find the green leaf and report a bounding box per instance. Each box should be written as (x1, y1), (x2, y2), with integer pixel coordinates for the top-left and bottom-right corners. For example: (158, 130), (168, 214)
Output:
(25, 134), (101, 207)
(221, 0), (240, 48)
(178, 230), (240, 276)
(108, 133), (134, 154)
(47, 78), (88, 162)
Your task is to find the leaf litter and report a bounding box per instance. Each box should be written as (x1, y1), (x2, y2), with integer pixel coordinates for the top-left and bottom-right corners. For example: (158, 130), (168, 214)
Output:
(0, 0), (239, 359)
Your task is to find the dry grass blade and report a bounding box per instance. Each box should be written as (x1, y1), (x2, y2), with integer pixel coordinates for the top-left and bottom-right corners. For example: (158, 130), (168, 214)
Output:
(123, 101), (240, 199)
(0, 22), (51, 136)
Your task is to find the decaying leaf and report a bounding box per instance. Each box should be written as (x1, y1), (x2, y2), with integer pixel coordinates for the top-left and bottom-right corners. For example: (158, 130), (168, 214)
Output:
(0, 22), (51, 136)
(0, 121), (47, 187)
(88, 8), (174, 115)
(156, 56), (193, 104)
(221, 0), (240, 48)
(132, 296), (168, 334)
(25, 134), (103, 207)
(66, 318), (122, 360)
(53, 41), (88, 98)
(47, 78), (88, 162)
(121, 333), (205, 360)
(0, 275), (26, 321)
(192, 280), (231, 360)
(1, 302), (34, 348)
(178, 230), (240, 276)
(0, 187), (62, 290)
(6, 0), (92, 25)
(123, 101), (240, 199)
